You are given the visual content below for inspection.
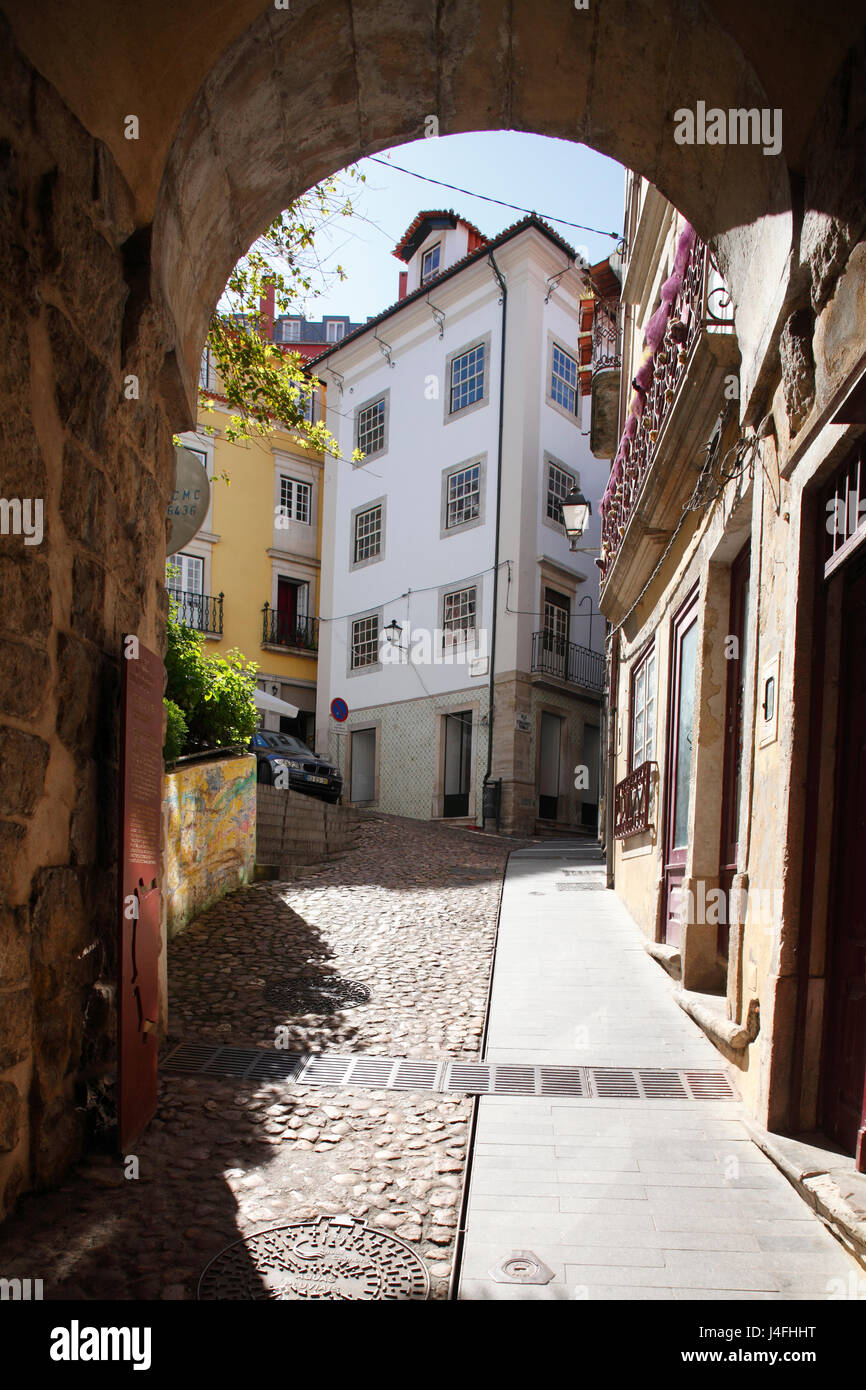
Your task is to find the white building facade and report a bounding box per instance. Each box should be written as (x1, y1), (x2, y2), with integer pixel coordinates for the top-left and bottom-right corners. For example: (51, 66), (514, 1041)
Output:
(314, 211), (610, 835)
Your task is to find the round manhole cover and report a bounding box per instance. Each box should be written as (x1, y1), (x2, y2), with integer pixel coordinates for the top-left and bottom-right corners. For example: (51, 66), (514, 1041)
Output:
(198, 1217), (430, 1300)
(262, 975), (371, 1012)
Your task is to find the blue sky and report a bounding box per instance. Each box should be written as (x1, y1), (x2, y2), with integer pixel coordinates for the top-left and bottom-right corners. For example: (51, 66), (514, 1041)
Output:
(296, 132), (627, 324)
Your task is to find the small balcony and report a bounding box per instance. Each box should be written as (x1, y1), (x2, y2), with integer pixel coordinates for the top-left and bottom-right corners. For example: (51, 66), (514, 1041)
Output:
(530, 631), (605, 693)
(261, 603), (318, 653)
(590, 300), (622, 460)
(169, 589), (223, 636)
(614, 761), (655, 839)
(599, 235), (739, 624)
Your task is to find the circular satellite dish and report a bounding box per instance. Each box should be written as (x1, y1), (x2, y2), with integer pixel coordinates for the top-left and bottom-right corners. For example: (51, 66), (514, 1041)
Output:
(167, 446), (210, 555)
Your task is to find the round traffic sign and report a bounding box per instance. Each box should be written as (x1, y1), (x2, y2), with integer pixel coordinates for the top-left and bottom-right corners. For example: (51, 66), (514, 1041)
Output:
(330, 697), (349, 722)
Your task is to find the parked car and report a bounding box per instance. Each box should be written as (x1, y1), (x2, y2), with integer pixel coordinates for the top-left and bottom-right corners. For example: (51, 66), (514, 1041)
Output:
(248, 731), (343, 803)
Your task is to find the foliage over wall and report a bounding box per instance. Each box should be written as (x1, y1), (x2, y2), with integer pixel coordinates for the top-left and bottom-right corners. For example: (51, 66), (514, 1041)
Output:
(163, 609), (259, 763)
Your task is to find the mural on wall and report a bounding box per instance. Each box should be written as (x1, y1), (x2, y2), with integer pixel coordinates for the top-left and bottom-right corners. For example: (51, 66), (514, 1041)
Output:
(162, 755), (256, 939)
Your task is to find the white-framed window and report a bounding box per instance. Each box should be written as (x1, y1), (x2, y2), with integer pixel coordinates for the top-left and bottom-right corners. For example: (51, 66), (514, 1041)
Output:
(445, 464), (481, 529)
(326, 320), (346, 342)
(354, 504), (382, 564)
(630, 646), (656, 770)
(421, 243), (441, 285)
(443, 586), (477, 642)
(450, 343), (486, 414)
(357, 397), (386, 456)
(166, 552), (203, 595)
(282, 319), (301, 342)
(546, 461), (575, 524)
(301, 387), (320, 424)
(279, 475), (311, 524)
(351, 613), (380, 669)
(551, 344), (579, 414)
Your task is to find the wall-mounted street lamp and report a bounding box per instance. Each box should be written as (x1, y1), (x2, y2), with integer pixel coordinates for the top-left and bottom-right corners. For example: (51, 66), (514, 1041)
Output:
(561, 485), (593, 543)
(383, 619), (406, 651)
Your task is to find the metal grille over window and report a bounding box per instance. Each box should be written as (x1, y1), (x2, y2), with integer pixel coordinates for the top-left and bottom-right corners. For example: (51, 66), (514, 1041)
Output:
(546, 462), (575, 523)
(551, 344), (579, 413)
(279, 476), (311, 523)
(446, 465), (481, 528)
(354, 505), (382, 563)
(443, 587), (476, 644)
(351, 614), (379, 668)
(357, 398), (385, 456)
(450, 344), (485, 413)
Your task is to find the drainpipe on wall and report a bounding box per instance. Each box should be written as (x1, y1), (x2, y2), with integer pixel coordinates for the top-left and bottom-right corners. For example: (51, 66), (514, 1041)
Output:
(484, 253), (507, 812)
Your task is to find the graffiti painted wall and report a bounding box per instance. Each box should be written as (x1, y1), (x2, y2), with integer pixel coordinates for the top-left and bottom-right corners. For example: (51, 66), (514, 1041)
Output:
(162, 754), (256, 940)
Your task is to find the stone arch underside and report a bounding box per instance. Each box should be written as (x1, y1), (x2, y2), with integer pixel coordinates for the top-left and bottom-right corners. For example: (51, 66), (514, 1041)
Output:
(154, 0), (797, 423)
(0, 0), (865, 1221)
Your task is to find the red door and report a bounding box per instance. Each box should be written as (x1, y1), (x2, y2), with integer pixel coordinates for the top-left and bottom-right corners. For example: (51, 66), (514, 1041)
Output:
(718, 546), (750, 958)
(277, 578), (297, 645)
(825, 562), (866, 1168)
(662, 591), (699, 945)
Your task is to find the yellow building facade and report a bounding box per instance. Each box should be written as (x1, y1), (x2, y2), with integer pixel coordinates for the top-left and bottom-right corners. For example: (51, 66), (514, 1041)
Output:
(171, 361), (325, 748)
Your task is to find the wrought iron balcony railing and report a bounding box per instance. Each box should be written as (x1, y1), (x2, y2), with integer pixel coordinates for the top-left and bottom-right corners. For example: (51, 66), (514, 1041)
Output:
(599, 235), (735, 588)
(261, 603), (318, 652)
(592, 299), (622, 376)
(530, 631), (605, 692)
(169, 588), (223, 635)
(614, 760), (655, 839)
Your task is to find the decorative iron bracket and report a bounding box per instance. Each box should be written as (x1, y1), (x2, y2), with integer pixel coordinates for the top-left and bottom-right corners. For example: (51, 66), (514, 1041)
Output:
(374, 330), (396, 368)
(426, 297), (446, 340)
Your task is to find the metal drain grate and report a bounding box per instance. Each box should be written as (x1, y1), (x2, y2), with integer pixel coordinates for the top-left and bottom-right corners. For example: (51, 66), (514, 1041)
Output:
(162, 1043), (737, 1101)
(262, 975), (371, 1013)
(556, 882), (604, 891)
(198, 1216), (430, 1300)
(591, 1067), (641, 1098)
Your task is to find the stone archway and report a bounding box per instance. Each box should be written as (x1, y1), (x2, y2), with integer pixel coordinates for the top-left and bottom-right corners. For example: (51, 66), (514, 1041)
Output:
(0, 0), (865, 1221)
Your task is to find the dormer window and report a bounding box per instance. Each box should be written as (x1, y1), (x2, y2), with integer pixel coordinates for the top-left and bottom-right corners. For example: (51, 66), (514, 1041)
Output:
(326, 320), (346, 342)
(421, 243), (441, 286)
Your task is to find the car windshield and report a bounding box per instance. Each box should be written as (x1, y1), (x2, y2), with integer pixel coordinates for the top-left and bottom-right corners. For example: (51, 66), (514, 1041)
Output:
(252, 733), (315, 756)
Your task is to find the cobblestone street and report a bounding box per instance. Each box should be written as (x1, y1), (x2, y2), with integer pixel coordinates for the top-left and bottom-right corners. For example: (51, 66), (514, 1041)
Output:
(0, 815), (530, 1300)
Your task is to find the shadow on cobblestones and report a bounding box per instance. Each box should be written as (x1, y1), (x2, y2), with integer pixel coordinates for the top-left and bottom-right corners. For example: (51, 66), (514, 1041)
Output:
(0, 815), (530, 1299)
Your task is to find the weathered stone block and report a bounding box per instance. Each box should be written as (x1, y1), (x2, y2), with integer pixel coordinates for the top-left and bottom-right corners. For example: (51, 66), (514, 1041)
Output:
(0, 638), (49, 720)
(0, 905), (29, 988)
(0, 554), (52, 638)
(46, 305), (113, 456)
(70, 555), (106, 644)
(55, 632), (98, 753)
(779, 308), (816, 436)
(0, 725), (50, 817)
(0, 1080), (22, 1152)
(30, 867), (91, 977)
(69, 760), (99, 866)
(61, 444), (109, 554)
(0, 1159), (27, 1222)
(0, 988), (30, 1070)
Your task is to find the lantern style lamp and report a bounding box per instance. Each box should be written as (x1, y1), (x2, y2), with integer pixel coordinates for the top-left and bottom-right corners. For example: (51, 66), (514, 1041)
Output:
(561, 486), (593, 544)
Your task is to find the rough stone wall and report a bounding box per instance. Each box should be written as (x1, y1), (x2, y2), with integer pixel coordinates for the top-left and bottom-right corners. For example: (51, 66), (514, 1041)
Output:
(162, 755), (256, 940)
(0, 20), (174, 1219)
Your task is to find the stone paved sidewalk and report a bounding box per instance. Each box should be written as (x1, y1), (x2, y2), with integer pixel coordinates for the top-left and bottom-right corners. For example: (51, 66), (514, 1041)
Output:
(457, 846), (863, 1300)
(0, 814), (532, 1300)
